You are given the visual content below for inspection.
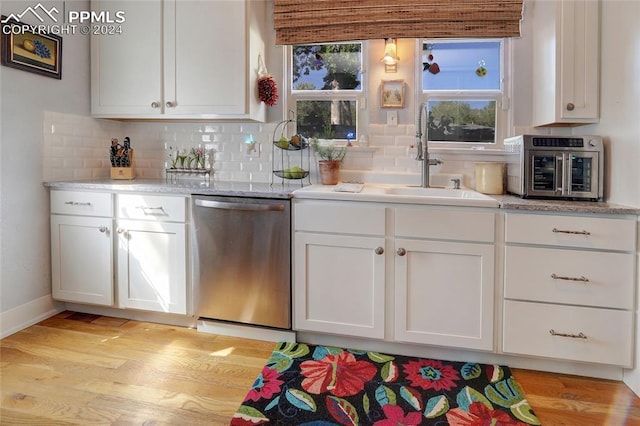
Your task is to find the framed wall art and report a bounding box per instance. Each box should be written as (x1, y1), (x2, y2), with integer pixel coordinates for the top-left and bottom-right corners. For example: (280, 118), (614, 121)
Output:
(1, 16), (62, 79)
(381, 79), (404, 108)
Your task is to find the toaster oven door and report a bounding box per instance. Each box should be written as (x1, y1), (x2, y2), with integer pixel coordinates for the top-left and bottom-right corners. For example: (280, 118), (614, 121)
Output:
(526, 151), (600, 199)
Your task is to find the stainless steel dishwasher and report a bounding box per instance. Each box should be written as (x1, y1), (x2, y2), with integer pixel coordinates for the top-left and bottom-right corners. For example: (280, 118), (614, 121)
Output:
(191, 195), (291, 329)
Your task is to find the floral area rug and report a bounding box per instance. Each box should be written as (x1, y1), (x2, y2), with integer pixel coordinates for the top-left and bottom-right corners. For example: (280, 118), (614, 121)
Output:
(231, 341), (541, 425)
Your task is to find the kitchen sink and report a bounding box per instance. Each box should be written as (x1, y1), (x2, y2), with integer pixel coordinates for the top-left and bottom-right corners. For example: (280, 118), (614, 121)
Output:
(293, 184), (499, 207)
(384, 186), (491, 199)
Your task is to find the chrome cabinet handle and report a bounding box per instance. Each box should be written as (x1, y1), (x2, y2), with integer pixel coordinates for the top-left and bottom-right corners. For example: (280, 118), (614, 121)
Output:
(396, 248), (406, 256)
(117, 228), (125, 234)
(552, 228), (591, 236)
(549, 329), (587, 339)
(151, 101), (161, 108)
(551, 273), (590, 283)
(566, 103), (575, 111)
(136, 205), (166, 214)
(166, 101), (177, 108)
(374, 247), (384, 255)
(64, 201), (92, 207)
(98, 226), (108, 233)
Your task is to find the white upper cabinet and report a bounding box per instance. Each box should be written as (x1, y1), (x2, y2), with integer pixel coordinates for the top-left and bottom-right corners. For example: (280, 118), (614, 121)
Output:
(91, 0), (267, 121)
(532, 0), (600, 126)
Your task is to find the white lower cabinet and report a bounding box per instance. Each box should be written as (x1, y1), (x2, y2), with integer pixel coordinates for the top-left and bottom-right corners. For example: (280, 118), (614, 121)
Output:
(504, 300), (633, 366)
(50, 190), (188, 315)
(116, 220), (187, 314)
(116, 194), (188, 315)
(393, 207), (496, 351)
(51, 190), (114, 305)
(394, 239), (495, 351)
(502, 211), (637, 367)
(51, 214), (114, 305)
(293, 200), (496, 352)
(293, 201), (386, 338)
(294, 232), (386, 338)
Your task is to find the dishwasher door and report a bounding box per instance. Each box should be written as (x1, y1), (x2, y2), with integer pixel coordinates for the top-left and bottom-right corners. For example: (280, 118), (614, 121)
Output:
(192, 195), (291, 329)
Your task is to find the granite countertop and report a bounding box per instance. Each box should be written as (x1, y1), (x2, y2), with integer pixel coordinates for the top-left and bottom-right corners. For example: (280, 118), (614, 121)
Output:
(491, 194), (640, 215)
(43, 179), (640, 215)
(44, 178), (299, 199)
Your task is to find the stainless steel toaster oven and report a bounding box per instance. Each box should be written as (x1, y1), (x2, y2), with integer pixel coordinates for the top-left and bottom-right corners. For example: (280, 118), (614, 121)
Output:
(505, 135), (604, 201)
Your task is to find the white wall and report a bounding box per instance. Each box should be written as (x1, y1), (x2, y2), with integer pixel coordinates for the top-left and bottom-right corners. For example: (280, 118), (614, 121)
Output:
(581, 0), (640, 208)
(0, 1), (90, 325)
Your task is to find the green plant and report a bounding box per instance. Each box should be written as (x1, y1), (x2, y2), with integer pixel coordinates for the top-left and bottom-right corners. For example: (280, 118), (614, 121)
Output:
(310, 138), (347, 162)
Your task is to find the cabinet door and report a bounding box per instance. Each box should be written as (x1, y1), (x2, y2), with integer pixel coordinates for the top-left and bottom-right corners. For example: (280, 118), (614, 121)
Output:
(394, 239), (494, 351)
(558, 0), (599, 121)
(167, 0), (248, 115)
(532, 0), (599, 125)
(116, 220), (187, 314)
(294, 233), (386, 339)
(91, 0), (162, 116)
(51, 215), (113, 305)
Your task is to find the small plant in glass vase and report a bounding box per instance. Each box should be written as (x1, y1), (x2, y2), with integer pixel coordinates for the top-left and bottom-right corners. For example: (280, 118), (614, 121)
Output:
(310, 138), (347, 185)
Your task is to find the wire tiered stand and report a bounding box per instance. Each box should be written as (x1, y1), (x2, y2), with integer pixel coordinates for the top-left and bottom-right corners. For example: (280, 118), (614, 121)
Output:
(271, 115), (311, 187)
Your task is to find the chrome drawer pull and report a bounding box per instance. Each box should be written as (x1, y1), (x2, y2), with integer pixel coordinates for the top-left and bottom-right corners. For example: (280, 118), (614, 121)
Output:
(65, 201), (92, 207)
(552, 228), (591, 236)
(550, 273), (590, 283)
(549, 329), (587, 339)
(136, 205), (166, 213)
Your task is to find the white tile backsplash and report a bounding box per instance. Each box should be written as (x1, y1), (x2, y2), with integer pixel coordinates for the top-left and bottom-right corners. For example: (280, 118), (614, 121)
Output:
(42, 111), (512, 188)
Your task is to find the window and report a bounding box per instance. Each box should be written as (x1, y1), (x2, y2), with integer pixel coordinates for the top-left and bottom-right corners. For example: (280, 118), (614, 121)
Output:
(418, 40), (510, 148)
(288, 43), (364, 140)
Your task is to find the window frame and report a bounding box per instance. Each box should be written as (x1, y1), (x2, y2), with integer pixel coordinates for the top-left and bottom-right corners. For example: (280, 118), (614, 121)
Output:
(415, 38), (512, 151)
(284, 41), (368, 141)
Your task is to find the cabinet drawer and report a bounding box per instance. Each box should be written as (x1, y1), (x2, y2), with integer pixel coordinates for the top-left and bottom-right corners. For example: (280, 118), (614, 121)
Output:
(503, 300), (633, 366)
(395, 207), (494, 242)
(51, 190), (112, 217)
(505, 213), (636, 251)
(294, 201), (385, 235)
(117, 194), (186, 222)
(504, 246), (634, 309)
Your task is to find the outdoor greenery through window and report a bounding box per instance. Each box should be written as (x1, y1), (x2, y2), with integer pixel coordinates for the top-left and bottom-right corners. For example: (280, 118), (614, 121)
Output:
(291, 43), (362, 140)
(420, 40), (504, 145)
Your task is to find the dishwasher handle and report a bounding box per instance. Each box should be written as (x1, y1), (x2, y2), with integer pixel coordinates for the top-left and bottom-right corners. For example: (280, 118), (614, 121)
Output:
(195, 198), (285, 212)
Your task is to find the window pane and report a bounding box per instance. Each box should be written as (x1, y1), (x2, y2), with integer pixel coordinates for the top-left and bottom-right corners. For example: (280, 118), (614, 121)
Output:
(296, 100), (357, 140)
(426, 100), (496, 143)
(292, 43), (362, 91)
(422, 41), (501, 91)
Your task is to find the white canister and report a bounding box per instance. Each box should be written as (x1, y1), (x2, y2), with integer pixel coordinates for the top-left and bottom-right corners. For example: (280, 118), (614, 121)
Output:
(475, 162), (505, 195)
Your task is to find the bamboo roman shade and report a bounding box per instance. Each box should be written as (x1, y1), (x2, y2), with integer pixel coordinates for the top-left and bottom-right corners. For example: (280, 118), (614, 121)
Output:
(273, 0), (524, 44)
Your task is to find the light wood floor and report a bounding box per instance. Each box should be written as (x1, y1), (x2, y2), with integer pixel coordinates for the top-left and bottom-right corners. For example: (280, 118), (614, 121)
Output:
(1, 311), (639, 425)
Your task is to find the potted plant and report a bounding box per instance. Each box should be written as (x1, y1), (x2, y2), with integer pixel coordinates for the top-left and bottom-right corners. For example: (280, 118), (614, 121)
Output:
(310, 138), (347, 185)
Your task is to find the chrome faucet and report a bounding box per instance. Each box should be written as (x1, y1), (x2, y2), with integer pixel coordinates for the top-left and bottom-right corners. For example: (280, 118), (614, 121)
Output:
(415, 102), (442, 188)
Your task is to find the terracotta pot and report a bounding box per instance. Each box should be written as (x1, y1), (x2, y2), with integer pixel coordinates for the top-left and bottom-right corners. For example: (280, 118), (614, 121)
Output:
(318, 160), (340, 185)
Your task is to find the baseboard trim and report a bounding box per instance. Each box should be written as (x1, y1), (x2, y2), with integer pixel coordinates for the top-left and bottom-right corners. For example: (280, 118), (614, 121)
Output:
(0, 295), (65, 339)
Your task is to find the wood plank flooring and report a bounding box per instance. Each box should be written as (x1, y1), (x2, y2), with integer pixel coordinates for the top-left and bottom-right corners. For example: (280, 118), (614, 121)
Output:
(1, 311), (639, 425)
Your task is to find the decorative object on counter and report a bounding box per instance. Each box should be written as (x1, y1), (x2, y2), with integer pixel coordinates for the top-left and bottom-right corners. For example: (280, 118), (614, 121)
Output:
(1, 15), (62, 79)
(166, 145), (211, 184)
(231, 341), (540, 426)
(257, 53), (278, 107)
(271, 115), (311, 186)
(311, 137), (346, 185)
(110, 137), (135, 180)
(475, 162), (505, 195)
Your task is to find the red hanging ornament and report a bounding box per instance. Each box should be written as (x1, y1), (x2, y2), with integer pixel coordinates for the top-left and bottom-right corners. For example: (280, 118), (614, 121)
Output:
(257, 54), (278, 107)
